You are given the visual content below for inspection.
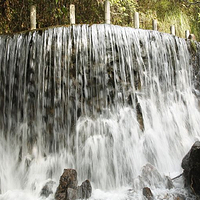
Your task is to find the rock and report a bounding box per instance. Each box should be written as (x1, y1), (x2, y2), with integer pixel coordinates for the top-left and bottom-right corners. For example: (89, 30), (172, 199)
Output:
(143, 187), (153, 200)
(40, 180), (55, 197)
(55, 169), (78, 200)
(133, 164), (174, 191)
(188, 34), (196, 40)
(55, 169), (92, 200)
(77, 180), (92, 199)
(136, 97), (144, 131)
(66, 188), (77, 200)
(181, 141), (200, 195)
(165, 176), (173, 190)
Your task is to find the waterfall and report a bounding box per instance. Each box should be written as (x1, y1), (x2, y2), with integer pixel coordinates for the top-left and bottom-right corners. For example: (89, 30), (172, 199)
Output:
(0, 24), (200, 199)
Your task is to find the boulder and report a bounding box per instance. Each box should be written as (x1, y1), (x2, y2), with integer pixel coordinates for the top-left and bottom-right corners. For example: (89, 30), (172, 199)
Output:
(40, 180), (55, 198)
(55, 169), (78, 200)
(143, 187), (153, 200)
(77, 180), (92, 199)
(181, 141), (200, 195)
(133, 163), (174, 190)
(55, 169), (92, 200)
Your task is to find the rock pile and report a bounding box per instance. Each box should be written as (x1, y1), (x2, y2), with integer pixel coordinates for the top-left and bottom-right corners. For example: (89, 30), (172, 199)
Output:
(55, 169), (92, 200)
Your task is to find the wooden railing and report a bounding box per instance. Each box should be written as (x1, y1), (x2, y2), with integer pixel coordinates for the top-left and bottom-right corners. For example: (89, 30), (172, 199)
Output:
(30, 0), (192, 39)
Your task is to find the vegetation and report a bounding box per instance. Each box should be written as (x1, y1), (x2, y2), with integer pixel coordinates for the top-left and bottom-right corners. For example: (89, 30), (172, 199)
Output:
(137, 0), (200, 39)
(0, 0), (200, 40)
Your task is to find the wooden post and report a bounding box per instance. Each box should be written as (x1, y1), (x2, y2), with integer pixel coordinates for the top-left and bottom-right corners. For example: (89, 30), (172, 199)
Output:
(105, 0), (110, 24)
(134, 12), (139, 29)
(185, 30), (190, 39)
(70, 4), (75, 25)
(170, 25), (175, 36)
(30, 5), (36, 30)
(152, 19), (157, 31)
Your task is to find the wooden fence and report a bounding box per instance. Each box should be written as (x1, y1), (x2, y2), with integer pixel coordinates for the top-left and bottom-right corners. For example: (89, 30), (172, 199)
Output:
(30, 0), (191, 39)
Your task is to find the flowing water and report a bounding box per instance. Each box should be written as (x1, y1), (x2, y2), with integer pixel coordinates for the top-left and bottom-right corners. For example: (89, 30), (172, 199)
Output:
(0, 24), (200, 199)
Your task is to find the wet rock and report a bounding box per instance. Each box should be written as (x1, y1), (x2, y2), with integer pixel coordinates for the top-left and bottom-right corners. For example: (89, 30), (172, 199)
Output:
(55, 169), (78, 200)
(25, 155), (32, 169)
(181, 141), (200, 195)
(133, 164), (174, 190)
(40, 180), (55, 198)
(143, 187), (153, 200)
(55, 169), (92, 200)
(66, 188), (77, 200)
(166, 176), (174, 190)
(136, 97), (144, 131)
(77, 180), (92, 199)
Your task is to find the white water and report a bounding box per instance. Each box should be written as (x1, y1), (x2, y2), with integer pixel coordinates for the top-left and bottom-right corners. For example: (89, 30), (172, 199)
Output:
(0, 24), (200, 199)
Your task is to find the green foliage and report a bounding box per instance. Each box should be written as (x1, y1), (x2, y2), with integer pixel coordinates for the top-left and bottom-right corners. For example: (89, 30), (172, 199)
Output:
(0, 0), (200, 40)
(191, 39), (197, 53)
(0, 0), (104, 33)
(137, 0), (200, 40)
(110, 0), (137, 26)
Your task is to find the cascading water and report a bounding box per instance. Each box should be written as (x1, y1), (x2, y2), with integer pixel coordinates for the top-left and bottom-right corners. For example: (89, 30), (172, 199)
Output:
(0, 24), (200, 200)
